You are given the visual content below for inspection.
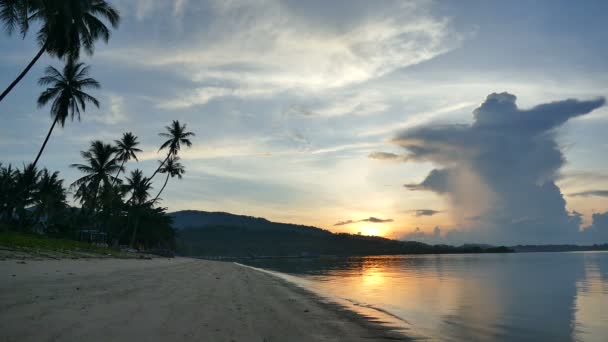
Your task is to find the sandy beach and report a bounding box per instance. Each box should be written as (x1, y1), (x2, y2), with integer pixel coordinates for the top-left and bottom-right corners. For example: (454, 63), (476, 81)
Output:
(0, 257), (407, 341)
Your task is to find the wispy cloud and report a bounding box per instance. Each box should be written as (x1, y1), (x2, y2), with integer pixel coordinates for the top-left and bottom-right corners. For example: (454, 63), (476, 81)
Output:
(334, 217), (394, 226)
(101, 0), (462, 109)
(569, 190), (608, 197)
(368, 152), (408, 162)
(408, 209), (442, 217)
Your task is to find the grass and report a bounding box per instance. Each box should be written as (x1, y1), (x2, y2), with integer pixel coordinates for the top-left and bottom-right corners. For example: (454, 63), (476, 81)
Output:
(0, 231), (126, 258)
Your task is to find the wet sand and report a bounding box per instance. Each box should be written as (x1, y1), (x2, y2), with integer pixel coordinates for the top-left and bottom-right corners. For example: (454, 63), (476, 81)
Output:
(0, 258), (408, 341)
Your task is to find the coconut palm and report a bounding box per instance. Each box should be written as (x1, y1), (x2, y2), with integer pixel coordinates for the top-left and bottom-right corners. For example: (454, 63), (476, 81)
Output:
(0, 163), (17, 222)
(149, 120), (194, 182)
(0, 0), (120, 103)
(0, 0), (31, 37)
(112, 132), (141, 187)
(34, 60), (100, 168)
(70, 140), (119, 212)
(123, 169), (151, 248)
(151, 156), (185, 204)
(34, 168), (66, 230)
(13, 163), (41, 228)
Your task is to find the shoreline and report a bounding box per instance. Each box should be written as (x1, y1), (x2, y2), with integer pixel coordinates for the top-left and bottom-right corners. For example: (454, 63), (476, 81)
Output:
(0, 257), (410, 341)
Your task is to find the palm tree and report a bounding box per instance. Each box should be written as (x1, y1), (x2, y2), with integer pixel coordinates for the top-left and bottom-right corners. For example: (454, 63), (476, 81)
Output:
(149, 120), (194, 182)
(123, 169), (151, 248)
(112, 132), (141, 187)
(70, 140), (120, 212)
(34, 59), (100, 168)
(151, 156), (185, 204)
(13, 163), (41, 228)
(0, 0), (120, 103)
(0, 163), (16, 222)
(34, 168), (66, 231)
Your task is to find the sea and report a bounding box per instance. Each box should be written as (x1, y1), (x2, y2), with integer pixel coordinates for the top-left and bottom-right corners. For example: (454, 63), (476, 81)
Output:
(241, 251), (608, 341)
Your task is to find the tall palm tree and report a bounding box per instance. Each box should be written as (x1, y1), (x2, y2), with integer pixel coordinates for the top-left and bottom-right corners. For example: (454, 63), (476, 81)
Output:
(34, 59), (100, 168)
(149, 120), (194, 182)
(0, 0), (120, 103)
(70, 140), (119, 212)
(112, 132), (141, 187)
(123, 169), (151, 248)
(151, 156), (185, 204)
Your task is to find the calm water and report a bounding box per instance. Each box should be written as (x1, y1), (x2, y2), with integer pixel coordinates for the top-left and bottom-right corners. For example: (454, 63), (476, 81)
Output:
(242, 252), (608, 341)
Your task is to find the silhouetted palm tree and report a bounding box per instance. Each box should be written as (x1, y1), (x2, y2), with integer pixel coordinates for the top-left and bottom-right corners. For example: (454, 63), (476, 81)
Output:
(0, 0), (120, 102)
(70, 140), (119, 211)
(151, 156), (185, 204)
(123, 169), (151, 247)
(0, 0), (31, 37)
(34, 60), (100, 168)
(149, 120), (194, 182)
(34, 168), (66, 230)
(112, 132), (141, 187)
(13, 163), (41, 228)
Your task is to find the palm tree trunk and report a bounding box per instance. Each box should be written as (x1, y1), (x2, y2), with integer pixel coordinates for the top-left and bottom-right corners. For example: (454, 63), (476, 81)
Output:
(0, 43), (47, 103)
(151, 173), (170, 204)
(32, 115), (59, 169)
(129, 213), (140, 249)
(148, 152), (171, 183)
(111, 159), (126, 188)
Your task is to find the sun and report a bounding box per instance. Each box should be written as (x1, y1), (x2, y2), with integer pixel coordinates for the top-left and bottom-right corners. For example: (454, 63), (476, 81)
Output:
(359, 225), (383, 237)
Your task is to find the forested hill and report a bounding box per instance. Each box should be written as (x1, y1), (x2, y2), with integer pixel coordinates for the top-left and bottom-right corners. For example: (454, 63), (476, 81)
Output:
(169, 210), (331, 236)
(170, 210), (513, 257)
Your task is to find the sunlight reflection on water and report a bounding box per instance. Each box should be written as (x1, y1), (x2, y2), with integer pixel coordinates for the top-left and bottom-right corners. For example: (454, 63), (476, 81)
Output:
(243, 252), (608, 341)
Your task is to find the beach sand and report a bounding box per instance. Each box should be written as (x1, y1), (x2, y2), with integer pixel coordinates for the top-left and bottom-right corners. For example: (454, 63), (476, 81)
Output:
(0, 257), (408, 341)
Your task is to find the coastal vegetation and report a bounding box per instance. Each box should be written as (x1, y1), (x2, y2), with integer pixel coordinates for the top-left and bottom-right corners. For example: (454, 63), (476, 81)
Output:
(0, 0), (192, 253)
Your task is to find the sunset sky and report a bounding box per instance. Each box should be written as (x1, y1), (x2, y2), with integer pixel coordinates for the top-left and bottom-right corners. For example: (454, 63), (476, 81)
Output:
(1, 0), (607, 244)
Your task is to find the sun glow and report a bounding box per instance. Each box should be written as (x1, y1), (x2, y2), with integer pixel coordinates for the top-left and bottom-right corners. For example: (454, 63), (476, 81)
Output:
(359, 225), (383, 237)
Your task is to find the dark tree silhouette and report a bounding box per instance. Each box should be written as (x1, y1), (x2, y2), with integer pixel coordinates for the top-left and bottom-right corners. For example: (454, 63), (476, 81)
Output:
(148, 120), (194, 182)
(70, 140), (119, 212)
(112, 132), (141, 187)
(0, 0), (120, 103)
(34, 60), (100, 168)
(123, 169), (151, 248)
(151, 156), (185, 204)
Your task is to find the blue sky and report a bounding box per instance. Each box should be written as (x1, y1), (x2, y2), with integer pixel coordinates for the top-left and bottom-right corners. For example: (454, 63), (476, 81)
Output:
(1, 0), (607, 244)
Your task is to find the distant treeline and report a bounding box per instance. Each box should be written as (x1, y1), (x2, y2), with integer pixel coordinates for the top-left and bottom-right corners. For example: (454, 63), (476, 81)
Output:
(512, 244), (608, 253)
(176, 225), (513, 257)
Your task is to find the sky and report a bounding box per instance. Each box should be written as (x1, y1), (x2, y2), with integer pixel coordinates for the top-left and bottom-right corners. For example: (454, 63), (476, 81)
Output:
(1, 0), (607, 245)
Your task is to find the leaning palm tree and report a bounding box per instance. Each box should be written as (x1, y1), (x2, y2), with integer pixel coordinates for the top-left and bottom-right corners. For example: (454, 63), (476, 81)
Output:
(34, 60), (100, 168)
(149, 120), (194, 182)
(70, 140), (120, 212)
(112, 132), (142, 187)
(0, 0), (120, 103)
(150, 156), (185, 204)
(123, 169), (151, 248)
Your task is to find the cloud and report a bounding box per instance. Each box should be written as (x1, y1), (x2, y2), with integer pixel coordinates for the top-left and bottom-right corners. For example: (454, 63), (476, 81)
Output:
(334, 220), (355, 226)
(580, 211), (608, 243)
(569, 190), (608, 198)
(334, 216), (393, 226)
(408, 209), (442, 217)
(89, 94), (129, 125)
(368, 152), (407, 162)
(401, 226), (443, 244)
(390, 92), (605, 244)
(101, 0), (462, 109)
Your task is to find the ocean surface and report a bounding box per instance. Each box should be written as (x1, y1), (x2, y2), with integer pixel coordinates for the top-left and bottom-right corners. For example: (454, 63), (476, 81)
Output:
(242, 252), (608, 341)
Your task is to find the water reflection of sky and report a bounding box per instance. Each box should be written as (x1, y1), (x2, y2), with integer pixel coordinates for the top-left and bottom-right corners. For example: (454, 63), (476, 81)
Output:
(243, 252), (608, 341)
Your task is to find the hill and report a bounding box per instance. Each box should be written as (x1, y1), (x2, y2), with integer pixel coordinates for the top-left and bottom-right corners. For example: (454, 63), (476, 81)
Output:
(169, 210), (330, 236)
(170, 210), (513, 257)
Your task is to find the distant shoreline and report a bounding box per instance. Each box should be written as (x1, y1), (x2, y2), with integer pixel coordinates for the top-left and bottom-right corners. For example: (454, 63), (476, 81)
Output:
(0, 257), (410, 341)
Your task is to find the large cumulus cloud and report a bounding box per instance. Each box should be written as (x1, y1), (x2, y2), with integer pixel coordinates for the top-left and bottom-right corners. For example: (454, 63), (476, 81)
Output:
(391, 92), (605, 244)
